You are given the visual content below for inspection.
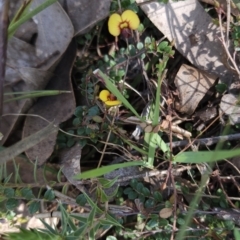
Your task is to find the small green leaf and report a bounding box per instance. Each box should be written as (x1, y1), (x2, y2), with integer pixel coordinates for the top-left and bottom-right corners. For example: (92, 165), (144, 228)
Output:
(145, 36), (152, 45)
(67, 138), (75, 147)
(158, 218), (169, 226)
(215, 83), (227, 93)
(72, 118), (81, 126)
(138, 23), (144, 32)
(158, 41), (168, 51)
(44, 189), (55, 201)
(177, 218), (185, 225)
(74, 106), (84, 118)
(28, 201), (40, 214)
(123, 187), (133, 195)
(4, 188), (15, 198)
(88, 106), (99, 116)
(146, 218), (158, 229)
(5, 198), (18, 210)
(130, 179), (138, 188)
(136, 182), (144, 192)
(21, 188), (35, 200)
(145, 199), (155, 208)
(153, 191), (163, 202)
(142, 187), (150, 197)
(92, 115), (103, 123)
(128, 191), (138, 200)
(128, 45), (136, 56)
(224, 220), (235, 230)
(76, 194), (87, 206)
(137, 42), (144, 50)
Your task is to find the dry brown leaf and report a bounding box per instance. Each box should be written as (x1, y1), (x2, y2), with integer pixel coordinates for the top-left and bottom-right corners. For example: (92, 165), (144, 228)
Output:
(159, 207), (173, 219)
(22, 40), (77, 165)
(175, 64), (216, 114)
(144, 125), (153, 133)
(1, 0), (74, 143)
(0, 122), (58, 163)
(160, 120), (169, 130)
(62, 0), (111, 35)
(59, 144), (85, 192)
(169, 194), (175, 204)
(160, 182), (167, 191)
(30, 0), (74, 66)
(136, 0), (235, 84)
(220, 93), (240, 124)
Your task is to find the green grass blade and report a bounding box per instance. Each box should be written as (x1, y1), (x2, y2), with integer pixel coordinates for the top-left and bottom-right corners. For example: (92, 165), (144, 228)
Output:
(174, 148), (240, 163)
(234, 229), (240, 239)
(87, 204), (97, 224)
(9, 0), (32, 30)
(74, 161), (145, 180)
(144, 60), (168, 167)
(59, 204), (68, 235)
(8, 0), (58, 38)
(100, 213), (122, 227)
(119, 135), (148, 155)
(4, 90), (70, 103)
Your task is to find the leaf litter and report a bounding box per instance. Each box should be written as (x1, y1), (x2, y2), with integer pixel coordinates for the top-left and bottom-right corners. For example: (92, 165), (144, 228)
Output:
(2, 0), (240, 238)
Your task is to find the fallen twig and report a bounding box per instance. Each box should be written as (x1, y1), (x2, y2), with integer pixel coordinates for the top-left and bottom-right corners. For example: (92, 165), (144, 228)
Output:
(168, 133), (240, 148)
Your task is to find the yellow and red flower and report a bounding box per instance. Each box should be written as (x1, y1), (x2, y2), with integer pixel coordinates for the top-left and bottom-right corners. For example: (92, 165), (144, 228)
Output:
(99, 90), (121, 107)
(108, 10), (140, 37)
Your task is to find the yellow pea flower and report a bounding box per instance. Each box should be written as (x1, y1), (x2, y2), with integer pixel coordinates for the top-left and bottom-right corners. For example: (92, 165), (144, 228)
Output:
(99, 90), (121, 107)
(108, 10), (140, 37)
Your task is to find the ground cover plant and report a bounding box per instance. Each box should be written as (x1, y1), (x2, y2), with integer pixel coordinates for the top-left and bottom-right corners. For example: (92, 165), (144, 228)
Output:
(1, 0), (240, 239)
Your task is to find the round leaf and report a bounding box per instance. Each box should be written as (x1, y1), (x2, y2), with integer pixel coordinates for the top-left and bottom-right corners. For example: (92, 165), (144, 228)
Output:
(159, 207), (173, 219)
(5, 198), (18, 210)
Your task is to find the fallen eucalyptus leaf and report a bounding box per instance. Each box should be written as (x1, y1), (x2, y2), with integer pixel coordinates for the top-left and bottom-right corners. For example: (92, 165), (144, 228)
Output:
(0, 122), (58, 164)
(220, 93), (240, 124)
(59, 144), (85, 192)
(1, 0), (74, 143)
(62, 0), (111, 35)
(136, 0), (236, 84)
(175, 64), (217, 114)
(23, 40), (77, 165)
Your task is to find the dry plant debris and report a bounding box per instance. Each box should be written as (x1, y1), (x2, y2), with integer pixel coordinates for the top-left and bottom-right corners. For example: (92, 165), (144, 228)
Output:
(1, 0), (240, 239)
